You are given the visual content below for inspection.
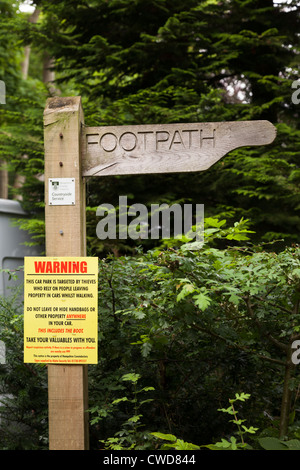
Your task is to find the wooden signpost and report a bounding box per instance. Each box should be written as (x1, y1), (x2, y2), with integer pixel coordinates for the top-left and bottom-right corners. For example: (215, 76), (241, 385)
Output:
(40, 96), (276, 450)
(43, 97), (89, 450)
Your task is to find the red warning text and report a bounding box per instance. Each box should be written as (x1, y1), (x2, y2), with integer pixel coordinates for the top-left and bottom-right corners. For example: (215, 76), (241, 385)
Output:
(34, 260), (88, 274)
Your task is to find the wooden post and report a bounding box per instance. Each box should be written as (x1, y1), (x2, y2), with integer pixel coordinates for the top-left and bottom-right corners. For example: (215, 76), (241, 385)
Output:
(44, 96), (89, 450)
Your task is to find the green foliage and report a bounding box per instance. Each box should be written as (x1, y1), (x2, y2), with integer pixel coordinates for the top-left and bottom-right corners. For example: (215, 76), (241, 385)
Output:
(91, 372), (157, 450)
(258, 437), (300, 450)
(0, 2), (47, 246)
(87, 219), (300, 447)
(203, 393), (258, 450)
(0, 284), (48, 450)
(0, 220), (299, 448)
(0, 2), (23, 96)
(151, 432), (200, 450)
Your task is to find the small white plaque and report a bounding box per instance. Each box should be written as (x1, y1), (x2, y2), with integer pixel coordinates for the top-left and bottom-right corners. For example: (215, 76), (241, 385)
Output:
(48, 178), (75, 206)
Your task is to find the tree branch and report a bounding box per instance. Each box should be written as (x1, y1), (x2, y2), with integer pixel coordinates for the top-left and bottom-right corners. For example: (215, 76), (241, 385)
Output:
(252, 295), (293, 315)
(244, 296), (289, 353)
(190, 321), (285, 366)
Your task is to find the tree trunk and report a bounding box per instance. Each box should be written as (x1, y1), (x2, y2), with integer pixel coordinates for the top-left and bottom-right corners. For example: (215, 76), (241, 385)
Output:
(21, 8), (40, 79)
(13, 8), (41, 201)
(279, 348), (295, 439)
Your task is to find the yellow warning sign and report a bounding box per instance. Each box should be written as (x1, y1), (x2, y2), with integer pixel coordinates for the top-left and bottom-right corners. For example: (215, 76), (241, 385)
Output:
(24, 257), (98, 364)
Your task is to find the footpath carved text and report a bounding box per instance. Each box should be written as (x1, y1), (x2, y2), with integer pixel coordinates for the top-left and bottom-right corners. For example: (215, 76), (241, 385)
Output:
(82, 120), (276, 176)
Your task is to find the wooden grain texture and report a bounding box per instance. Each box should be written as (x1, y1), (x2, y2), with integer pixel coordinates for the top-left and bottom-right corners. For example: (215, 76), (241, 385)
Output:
(82, 120), (276, 176)
(44, 96), (89, 450)
(48, 365), (89, 450)
(44, 97), (86, 256)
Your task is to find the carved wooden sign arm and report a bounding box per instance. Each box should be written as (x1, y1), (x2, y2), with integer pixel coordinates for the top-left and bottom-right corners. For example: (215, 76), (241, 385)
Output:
(82, 120), (276, 177)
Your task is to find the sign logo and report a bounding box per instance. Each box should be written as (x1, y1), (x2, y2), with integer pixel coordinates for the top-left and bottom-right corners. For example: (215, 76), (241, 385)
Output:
(48, 178), (75, 206)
